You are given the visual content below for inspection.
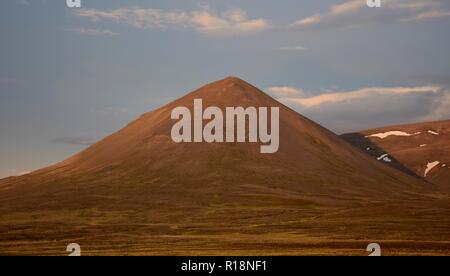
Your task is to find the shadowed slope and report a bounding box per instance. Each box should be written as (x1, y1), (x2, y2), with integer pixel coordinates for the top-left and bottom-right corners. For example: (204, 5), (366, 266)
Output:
(343, 119), (450, 192)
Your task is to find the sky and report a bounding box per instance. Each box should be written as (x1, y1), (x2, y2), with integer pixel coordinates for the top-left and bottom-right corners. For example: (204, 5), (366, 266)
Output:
(1, 0), (450, 178)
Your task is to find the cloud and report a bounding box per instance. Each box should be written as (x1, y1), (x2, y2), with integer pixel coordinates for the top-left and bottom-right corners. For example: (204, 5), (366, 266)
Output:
(270, 84), (450, 133)
(267, 86), (305, 97)
(74, 7), (271, 38)
(66, 28), (119, 36)
(280, 86), (442, 107)
(277, 45), (307, 51)
(10, 169), (32, 177)
(419, 92), (450, 121)
(291, 0), (450, 28)
(51, 136), (98, 146)
(404, 9), (450, 21)
(331, 0), (367, 14)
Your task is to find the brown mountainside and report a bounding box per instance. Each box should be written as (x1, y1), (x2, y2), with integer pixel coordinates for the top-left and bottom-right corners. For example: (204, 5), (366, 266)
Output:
(343, 120), (450, 192)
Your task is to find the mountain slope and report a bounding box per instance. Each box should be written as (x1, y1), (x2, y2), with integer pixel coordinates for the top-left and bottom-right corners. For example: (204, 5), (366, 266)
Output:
(342, 120), (450, 192)
(0, 77), (449, 255)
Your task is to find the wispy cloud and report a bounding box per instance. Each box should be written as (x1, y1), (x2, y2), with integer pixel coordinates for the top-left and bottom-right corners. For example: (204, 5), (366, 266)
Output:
(278, 85), (442, 107)
(19, 171), (31, 176)
(66, 27), (119, 36)
(291, 0), (450, 28)
(269, 84), (450, 133)
(419, 92), (450, 121)
(11, 169), (32, 177)
(74, 7), (271, 38)
(267, 86), (304, 97)
(404, 9), (450, 21)
(277, 45), (307, 51)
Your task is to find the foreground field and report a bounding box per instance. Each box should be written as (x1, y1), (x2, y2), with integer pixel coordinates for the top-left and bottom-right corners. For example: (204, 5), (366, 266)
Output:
(1, 199), (449, 255)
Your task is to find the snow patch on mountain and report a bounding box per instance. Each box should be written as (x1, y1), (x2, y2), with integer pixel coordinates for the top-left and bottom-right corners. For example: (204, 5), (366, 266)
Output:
(424, 161), (440, 177)
(366, 131), (421, 139)
(377, 153), (392, 163)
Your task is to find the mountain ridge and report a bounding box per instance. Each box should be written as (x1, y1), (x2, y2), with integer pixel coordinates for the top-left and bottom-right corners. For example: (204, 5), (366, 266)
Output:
(342, 119), (450, 192)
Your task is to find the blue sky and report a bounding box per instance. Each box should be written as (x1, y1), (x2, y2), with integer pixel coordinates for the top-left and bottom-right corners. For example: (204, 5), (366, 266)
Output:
(1, 0), (450, 178)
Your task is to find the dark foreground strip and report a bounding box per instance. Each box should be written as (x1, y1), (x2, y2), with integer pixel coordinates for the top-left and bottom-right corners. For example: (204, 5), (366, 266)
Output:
(1, 256), (446, 275)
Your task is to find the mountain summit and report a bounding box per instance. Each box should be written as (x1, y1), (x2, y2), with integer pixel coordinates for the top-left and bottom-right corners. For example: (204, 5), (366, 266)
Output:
(0, 77), (448, 255)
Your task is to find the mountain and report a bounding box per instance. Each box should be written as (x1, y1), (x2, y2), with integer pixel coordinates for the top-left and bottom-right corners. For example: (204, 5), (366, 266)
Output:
(342, 120), (450, 192)
(0, 77), (449, 255)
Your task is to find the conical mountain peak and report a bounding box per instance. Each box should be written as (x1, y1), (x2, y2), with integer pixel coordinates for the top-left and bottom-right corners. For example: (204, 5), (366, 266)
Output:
(28, 76), (424, 195)
(177, 76), (276, 109)
(223, 75), (245, 83)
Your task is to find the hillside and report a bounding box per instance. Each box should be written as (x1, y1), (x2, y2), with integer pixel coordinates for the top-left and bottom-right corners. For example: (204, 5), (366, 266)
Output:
(343, 120), (450, 192)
